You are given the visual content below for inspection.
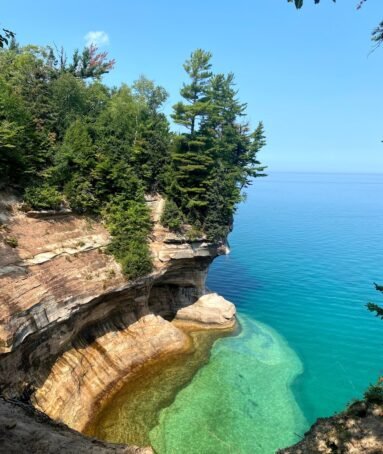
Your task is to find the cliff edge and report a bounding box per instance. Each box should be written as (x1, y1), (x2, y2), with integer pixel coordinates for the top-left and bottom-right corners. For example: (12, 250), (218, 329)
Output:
(0, 193), (235, 452)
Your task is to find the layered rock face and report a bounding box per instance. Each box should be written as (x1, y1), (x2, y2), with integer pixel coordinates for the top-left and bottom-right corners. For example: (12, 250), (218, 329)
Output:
(33, 293), (236, 433)
(0, 194), (226, 393)
(0, 193), (235, 449)
(33, 314), (190, 431)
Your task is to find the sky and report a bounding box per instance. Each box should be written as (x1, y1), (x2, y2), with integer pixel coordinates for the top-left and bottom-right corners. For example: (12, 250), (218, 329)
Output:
(2, 0), (382, 173)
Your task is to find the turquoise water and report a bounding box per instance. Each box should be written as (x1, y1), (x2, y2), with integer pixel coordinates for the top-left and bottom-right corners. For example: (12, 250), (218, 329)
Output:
(151, 172), (383, 452)
(150, 317), (306, 453)
(207, 172), (383, 422)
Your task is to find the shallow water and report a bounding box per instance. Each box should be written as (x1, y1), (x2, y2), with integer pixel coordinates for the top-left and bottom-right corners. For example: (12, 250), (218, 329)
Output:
(150, 317), (306, 453)
(86, 327), (234, 446)
(90, 172), (383, 453)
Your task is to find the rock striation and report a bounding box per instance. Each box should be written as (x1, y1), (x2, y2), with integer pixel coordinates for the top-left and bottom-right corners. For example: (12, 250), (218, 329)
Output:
(33, 314), (191, 431)
(0, 194), (227, 392)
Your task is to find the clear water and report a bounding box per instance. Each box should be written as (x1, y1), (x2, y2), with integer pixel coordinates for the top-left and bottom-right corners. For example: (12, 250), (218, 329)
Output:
(151, 172), (383, 452)
(150, 317), (306, 453)
(92, 172), (383, 453)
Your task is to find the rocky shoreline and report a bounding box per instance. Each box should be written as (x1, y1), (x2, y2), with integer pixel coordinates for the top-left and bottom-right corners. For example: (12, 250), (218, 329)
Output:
(0, 397), (152, 454)
(279, 400), (383, 454)
(0, 193), (236, 452)
(33, 294), (236, 433)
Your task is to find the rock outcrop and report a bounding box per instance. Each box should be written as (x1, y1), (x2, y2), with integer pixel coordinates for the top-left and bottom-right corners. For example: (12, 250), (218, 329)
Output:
(33, 315), (190, 432)
(279, 401), (383, 454)
(0, 193), (235, 451)
(0, 194), (228, 393)
(175, 292), (236, 328)
(0, 397), (152, 454)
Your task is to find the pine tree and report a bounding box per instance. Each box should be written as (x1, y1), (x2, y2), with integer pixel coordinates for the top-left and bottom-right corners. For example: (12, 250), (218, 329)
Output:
(172, 49), (212, 134)
(168, 49), (266, 239)
(170, 49), (215, 220)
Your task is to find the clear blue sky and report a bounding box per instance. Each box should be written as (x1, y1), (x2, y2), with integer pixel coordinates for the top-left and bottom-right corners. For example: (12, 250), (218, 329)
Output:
(2, 1), (382, 173)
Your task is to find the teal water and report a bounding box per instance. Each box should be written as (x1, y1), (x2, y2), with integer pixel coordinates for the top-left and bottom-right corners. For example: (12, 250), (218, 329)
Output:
(150, 317), (306, 453)
(151, 172), (383, 452)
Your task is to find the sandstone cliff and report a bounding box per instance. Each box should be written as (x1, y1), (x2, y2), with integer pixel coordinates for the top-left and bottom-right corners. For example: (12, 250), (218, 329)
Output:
(0, 193), (235, 452)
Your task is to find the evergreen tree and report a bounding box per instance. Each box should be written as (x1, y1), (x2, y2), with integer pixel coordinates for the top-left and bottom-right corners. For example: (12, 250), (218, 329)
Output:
(167, 49), (266, 239)
(0, 41), (265, 276)
(131, 76), (171, 192)
(169, 50), (215, 219)
(172, 49), (212, 134)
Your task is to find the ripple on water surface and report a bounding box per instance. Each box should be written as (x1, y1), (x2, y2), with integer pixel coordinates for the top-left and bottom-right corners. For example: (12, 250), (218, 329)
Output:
(149, 316), (307, 454)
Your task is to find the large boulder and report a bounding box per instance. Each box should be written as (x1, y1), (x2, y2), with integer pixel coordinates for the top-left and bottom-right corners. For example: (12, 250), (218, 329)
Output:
(176, 293), (236, 328)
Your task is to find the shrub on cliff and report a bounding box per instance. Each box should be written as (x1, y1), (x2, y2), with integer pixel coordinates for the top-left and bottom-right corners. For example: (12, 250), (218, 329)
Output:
(119, 242), (153, 279)
(364, 381), (383, 404)
(104, 197), (153, 279)
(24, 185), (63, 210)
(63, 176), (98, 214)
(160, 199), (184, 231)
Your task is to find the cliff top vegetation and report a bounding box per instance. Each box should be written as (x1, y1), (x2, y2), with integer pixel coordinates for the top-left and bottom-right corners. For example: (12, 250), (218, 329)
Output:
(0, 40), (266, 278)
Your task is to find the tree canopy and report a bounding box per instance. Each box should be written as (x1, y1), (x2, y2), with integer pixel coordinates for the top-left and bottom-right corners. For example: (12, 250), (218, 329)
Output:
(0, 28), (15, 48)
(0, 41), (265, 277)
(288, 0), (335, 7)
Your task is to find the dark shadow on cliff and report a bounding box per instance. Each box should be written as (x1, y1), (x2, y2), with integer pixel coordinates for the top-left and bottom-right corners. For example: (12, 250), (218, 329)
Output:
(0, 254), (212, 401)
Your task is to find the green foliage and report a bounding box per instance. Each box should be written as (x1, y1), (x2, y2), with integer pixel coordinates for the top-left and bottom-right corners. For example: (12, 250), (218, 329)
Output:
(372, 21), (383, 51)
(66, 44), (115, 79)
(363, 284), (383, 407)
(0, 41), (266, 275)
(0, 119), (25, 188)
(366, 302), (383, 319)
(288, 0), (336, 8)
(172, 49), (212, 134)
(50, 74), (90, 138)
(366, 283), (383, 319)
(364, 382), (383, 404)
(104, 197), (153, 279)
(119, 243), (153, 279)
(64, 177), (98, 213)
(53, 119), (94, 182)
(185, 224), (204, 241)
(24, 185), (62, 210)
(167, 49), (266, 240)
(160, 199), (184, 231)
(4, 236), (18, 248)
(0, 28), (15, 48)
